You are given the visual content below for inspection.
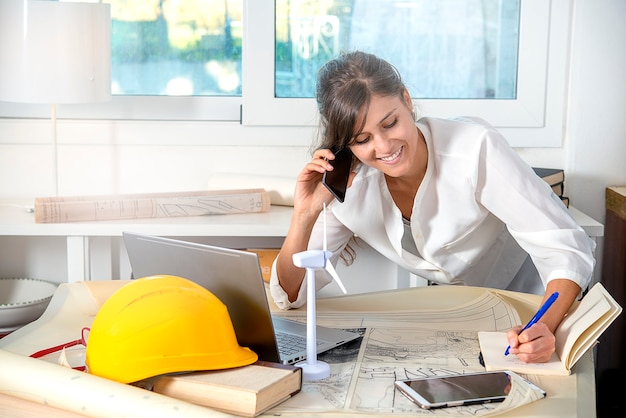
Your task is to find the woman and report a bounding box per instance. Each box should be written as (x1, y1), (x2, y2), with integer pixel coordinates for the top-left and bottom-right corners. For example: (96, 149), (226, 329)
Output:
(269, 51), (594, 363)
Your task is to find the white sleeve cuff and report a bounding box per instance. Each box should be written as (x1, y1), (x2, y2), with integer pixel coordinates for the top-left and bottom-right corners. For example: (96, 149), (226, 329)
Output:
(269, 254), (307, 310)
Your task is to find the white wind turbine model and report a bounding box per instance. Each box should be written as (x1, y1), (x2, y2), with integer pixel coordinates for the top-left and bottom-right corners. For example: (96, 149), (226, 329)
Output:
(291, 202), (347, 380)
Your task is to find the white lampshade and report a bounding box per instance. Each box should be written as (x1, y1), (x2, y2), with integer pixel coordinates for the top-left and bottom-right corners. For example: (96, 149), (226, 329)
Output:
(0, 0), (111, 104)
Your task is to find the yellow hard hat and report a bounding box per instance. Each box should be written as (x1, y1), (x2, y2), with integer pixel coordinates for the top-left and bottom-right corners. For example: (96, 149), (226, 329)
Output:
(85, 275), (258, 383)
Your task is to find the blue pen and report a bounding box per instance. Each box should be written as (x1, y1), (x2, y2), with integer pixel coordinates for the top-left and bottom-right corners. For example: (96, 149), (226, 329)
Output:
(504, 291), (559, 356)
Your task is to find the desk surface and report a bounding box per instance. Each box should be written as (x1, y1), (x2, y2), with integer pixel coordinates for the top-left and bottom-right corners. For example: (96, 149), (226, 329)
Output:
(0, 283), (595, 417)
(0, 201), (293, 237)
(0, 201), (604, 238)
(270, 286), (595, 417)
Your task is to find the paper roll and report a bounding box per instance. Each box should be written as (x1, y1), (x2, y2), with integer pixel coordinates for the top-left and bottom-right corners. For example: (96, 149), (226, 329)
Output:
(0, 392), (85, 417)
(0, 349), (230, 418)
(207, 173), (295, 206)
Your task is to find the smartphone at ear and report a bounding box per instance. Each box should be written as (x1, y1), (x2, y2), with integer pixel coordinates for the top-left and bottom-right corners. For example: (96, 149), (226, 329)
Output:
(322, 148), (353, 203)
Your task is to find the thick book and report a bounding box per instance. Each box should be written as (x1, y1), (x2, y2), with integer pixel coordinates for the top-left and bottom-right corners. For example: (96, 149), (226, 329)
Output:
(532, 167), (564, 189)
(151, 361), (302, 417)
(34, 189), (270, 223)
(478, 283), (622, 376)
(532, 167), (569, 206)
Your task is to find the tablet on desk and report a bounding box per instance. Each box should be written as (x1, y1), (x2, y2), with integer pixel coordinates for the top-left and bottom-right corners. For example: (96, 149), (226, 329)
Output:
(395, 371), (541, 410)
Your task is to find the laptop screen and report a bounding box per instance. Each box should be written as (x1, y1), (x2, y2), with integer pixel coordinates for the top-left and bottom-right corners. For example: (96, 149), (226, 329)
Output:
(122, 231), (281, 362)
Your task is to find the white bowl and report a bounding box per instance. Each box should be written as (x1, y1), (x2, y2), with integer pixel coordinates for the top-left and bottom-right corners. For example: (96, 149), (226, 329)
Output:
(0, 277), (58, 332)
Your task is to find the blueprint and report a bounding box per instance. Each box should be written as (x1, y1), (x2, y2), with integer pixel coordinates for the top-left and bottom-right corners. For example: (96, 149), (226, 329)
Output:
(33, 189), (270, 222)
(268, 289), (547, 416)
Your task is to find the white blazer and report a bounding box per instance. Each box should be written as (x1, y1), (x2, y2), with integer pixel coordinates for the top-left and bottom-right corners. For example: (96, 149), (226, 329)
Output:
(270, 117), (595, 309)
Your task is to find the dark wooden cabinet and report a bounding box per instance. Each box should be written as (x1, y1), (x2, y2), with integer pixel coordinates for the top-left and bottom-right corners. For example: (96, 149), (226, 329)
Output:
(597, 187), (626, 418)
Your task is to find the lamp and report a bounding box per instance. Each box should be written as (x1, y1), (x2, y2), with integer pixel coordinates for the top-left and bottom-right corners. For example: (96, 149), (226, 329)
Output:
(0, 0), (111, 195)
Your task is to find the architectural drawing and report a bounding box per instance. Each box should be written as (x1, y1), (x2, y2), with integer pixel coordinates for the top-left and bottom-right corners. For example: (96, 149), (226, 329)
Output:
(271, 289), (546, 416)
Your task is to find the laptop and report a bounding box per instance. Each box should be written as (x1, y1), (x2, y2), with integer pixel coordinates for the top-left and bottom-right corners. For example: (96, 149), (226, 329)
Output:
(122, 231), (360, 365)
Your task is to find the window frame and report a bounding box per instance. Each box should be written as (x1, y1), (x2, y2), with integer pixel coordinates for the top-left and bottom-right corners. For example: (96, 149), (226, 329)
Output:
(0, 0), (572, 148)
(0, 96), (242, 121)
(243, 0), (572, 147)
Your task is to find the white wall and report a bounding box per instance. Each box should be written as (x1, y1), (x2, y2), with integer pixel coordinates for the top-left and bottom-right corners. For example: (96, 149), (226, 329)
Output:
(566, 0), (626, 280)
(1, 0), (624, 281)
(566, 0), (626, 219)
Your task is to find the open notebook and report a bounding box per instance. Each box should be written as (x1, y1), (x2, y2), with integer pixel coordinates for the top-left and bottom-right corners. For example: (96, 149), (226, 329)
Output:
(123, 232), (360, 365)
(478, 282), (622, 375)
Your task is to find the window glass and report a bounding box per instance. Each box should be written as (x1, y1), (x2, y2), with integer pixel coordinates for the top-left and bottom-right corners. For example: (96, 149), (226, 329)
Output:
(107, 0), (243, 96)
(275, 0), (520, 99)
(1, 0), (568, 147)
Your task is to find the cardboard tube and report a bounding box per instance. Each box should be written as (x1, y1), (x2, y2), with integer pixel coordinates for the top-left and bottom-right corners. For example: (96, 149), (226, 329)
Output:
(0, 349), (229, 418)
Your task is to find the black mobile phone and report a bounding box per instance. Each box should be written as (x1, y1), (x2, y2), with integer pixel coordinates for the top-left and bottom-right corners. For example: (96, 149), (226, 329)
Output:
(321, 148), (353, 203)
(394, 371), (539, 410)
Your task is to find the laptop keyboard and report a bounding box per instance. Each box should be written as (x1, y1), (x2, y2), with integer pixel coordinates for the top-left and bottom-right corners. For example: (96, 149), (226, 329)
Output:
(276, 331), (323, 355)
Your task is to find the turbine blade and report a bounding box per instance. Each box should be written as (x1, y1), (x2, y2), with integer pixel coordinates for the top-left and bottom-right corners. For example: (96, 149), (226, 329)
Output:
(325, 261), (347, 294)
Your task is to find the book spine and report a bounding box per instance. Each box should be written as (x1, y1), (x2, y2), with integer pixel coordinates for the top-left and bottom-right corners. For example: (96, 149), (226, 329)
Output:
(551, 183), (564, 196)
(532, 167), (570, 207)
(34, 190), (270, 223)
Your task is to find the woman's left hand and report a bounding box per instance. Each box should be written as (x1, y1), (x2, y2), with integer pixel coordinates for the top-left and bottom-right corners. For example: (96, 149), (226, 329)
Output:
(505, 322), (556, 363)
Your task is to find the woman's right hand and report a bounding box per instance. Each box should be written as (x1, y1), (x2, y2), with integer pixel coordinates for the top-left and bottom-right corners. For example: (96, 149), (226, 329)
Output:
(276, 149), (344, 302)
(293, 148), (338, 218)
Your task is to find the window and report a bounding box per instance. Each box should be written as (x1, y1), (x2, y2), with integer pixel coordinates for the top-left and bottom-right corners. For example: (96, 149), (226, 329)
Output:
(0, 0), (244, 121)
(275, 0), (520, 100)
(244, 0), (571, 146)
(103, 0), (244, 120)
(110, 0), (242, 97)
(0, 0), (572, 147)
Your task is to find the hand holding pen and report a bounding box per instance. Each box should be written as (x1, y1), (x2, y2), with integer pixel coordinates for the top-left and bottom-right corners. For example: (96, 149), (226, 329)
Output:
(505, 291), (559, 356)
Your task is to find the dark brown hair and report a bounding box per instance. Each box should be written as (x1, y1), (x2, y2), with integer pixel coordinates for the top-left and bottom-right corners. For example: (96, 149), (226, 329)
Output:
(315, 51), (408, 152)
(314, 51), (409, 265)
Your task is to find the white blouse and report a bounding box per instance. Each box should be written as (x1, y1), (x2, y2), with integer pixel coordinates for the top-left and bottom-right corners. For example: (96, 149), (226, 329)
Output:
(270, 117), (595, 309)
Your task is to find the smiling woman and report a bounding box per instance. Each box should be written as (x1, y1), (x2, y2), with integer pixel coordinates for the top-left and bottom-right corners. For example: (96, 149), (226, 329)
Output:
(269, 50), (594, 367)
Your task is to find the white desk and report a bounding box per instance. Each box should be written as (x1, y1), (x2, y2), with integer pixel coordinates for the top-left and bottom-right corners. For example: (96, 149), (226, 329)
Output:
(0, 202), (603, 283)
(0, 202), (292, 282)
(0, 282), (596, 417)
(277, 285), (597, 417)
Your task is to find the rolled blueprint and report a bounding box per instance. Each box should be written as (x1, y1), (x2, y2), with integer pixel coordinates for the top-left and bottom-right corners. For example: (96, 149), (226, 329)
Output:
(0, 349), (230, 418)
(207, 173), (295, 206)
